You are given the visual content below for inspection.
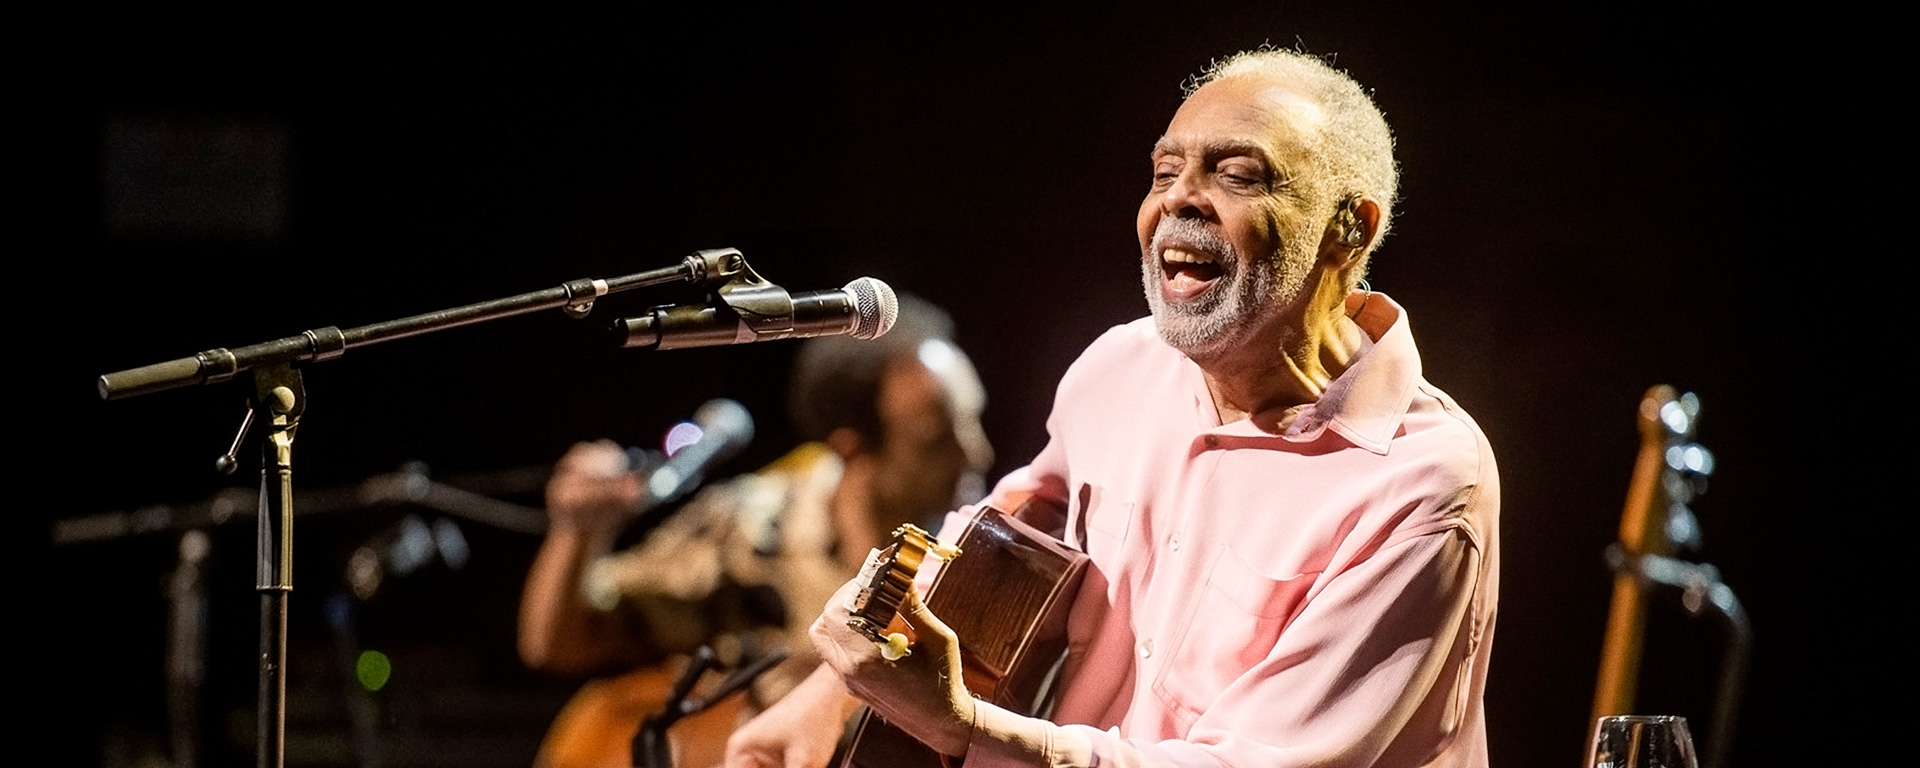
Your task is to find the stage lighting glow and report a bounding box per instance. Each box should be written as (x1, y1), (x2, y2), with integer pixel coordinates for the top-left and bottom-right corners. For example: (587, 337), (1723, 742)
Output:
(357, 650), (393, 692)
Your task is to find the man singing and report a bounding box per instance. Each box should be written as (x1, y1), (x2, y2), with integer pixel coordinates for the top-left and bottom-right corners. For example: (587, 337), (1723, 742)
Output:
(728, 47), (1500, 768)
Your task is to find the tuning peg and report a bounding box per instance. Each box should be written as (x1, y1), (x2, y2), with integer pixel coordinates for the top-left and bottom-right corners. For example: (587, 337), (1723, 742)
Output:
(1665, 502), (1703, 553)
(1657, 390), (1704, 439)
(1665, 442), (1715, 477)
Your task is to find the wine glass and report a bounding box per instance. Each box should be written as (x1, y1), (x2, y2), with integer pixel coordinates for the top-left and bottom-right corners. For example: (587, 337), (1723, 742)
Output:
(1585, 715), (1699, 768)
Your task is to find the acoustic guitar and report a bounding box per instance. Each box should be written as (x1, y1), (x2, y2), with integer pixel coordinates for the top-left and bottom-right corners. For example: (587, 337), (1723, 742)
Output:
(536, 500), (1087, 768)
(839, 500), (1090, 768)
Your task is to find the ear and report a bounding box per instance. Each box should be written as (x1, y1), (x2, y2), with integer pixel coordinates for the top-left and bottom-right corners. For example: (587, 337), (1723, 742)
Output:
(1318, 195), (1382, 264)
(825, 426), (867, 460)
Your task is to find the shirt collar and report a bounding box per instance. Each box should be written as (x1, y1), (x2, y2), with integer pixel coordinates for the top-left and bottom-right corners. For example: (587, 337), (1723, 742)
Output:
(1195, 290), (1423, 455)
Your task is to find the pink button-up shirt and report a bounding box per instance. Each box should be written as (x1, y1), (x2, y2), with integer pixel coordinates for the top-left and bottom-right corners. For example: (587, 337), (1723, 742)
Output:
(949, 292), (1499, 768)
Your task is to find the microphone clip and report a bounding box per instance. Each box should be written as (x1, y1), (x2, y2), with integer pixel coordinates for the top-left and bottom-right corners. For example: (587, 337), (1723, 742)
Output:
(616, 249), (803, 350)
(692, 248), (803, 336)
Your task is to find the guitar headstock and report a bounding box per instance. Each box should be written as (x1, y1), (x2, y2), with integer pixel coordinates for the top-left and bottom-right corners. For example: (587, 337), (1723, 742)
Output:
(846, 523), (961, 660)
(1631, 385), (1715, 558)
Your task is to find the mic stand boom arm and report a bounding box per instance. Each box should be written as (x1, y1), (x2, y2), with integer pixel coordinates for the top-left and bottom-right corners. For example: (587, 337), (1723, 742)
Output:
(97, 248), (757, 401)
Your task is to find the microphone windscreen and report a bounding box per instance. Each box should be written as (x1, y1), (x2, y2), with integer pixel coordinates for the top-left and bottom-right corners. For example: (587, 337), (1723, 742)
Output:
(843, 277), (898, 340)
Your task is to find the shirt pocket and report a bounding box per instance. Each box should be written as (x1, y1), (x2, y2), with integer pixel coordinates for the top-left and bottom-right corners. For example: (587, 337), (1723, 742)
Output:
(1072, 482), (1134, 559)
(1151, 544), (1319, 730)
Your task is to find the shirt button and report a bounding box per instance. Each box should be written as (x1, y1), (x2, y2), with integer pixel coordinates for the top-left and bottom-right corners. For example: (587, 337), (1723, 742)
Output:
(1169, 533), (1181, 552)
(1139, 639), (1154, 659)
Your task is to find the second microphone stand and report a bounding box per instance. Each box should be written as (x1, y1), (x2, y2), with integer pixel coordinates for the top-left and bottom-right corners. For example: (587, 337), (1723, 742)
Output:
(635, 645), (790, 768)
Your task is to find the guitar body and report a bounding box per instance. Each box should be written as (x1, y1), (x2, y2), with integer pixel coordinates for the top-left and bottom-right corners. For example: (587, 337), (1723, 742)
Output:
(839, 502), (1089, 768)
(535, 661), (743, 768)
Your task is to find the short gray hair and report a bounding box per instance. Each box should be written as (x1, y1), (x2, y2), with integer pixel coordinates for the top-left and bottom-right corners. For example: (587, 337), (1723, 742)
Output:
(1187, 48), (1399, 249)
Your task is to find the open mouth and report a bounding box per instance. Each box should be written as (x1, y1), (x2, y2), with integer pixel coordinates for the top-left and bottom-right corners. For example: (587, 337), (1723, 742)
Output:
(1160, 247), (1224, 298)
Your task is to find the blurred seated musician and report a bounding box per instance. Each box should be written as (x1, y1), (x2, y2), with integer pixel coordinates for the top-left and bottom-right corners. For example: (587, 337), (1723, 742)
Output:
(518, 295), (993, 764)
(725, 48), (1501, 768)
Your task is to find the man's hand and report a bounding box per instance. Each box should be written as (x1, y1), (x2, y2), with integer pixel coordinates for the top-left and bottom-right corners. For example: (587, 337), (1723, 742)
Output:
(545, 439), (642, 534)
(724, 664), (859, 768)
(812, 576), (976, 758)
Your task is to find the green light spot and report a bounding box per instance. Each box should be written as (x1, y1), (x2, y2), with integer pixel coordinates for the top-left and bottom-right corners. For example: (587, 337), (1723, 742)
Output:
(356, 650), (392, 692)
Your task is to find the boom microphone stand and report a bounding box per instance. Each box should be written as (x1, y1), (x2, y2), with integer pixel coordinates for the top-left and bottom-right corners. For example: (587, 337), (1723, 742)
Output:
(96, 248), (768, 768)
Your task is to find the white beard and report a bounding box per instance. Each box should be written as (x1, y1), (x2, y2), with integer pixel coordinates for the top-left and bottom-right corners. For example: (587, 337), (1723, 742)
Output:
(1142, 217), (1312, 361)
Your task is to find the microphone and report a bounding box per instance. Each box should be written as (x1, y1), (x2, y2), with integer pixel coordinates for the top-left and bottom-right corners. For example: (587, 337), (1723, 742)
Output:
(640, 398), (755, 510)
(614, 277), (899, 350)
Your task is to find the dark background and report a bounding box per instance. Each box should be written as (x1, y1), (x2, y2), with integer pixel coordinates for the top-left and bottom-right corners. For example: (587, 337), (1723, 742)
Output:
(32, 5), (1885, 768)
